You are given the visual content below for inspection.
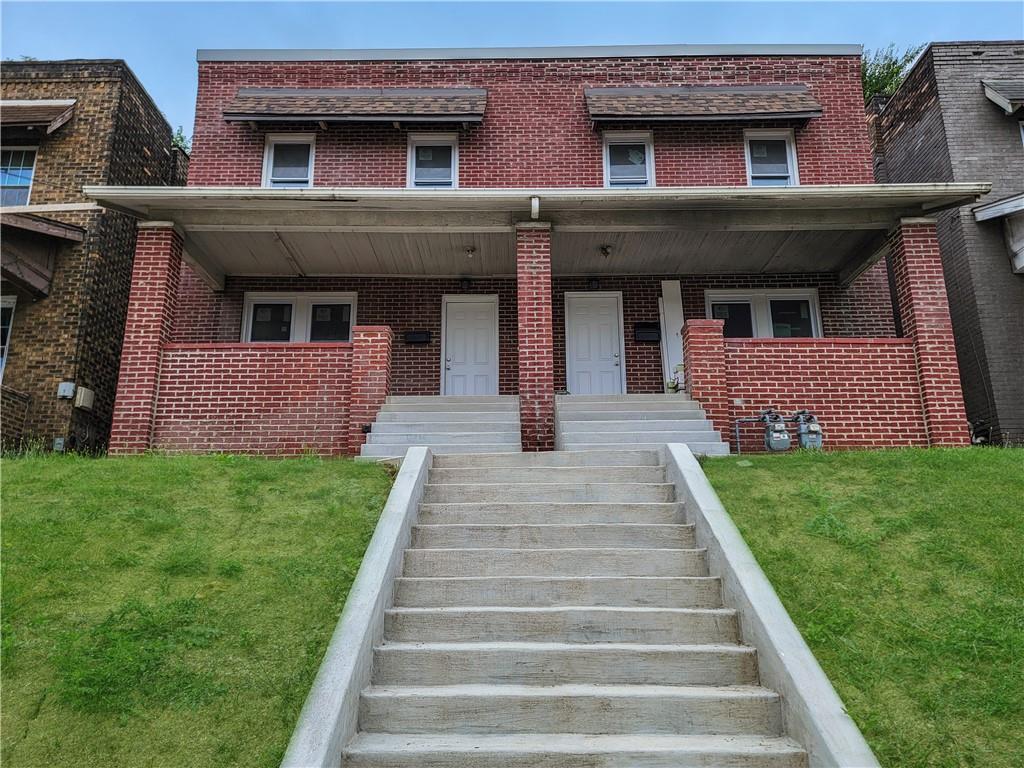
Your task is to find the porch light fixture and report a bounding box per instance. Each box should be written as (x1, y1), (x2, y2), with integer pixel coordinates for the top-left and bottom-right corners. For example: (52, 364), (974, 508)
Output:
(464, 246), (476, 258)
(587, 277), (600, 290)
(459, 278), (472, 291)
(600, 244), (613, 258)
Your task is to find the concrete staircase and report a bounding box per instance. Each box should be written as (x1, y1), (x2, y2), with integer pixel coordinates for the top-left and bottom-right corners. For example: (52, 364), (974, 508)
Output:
(343, 450), (807, 767)
(359, 396), (522, 459)
(556, 394), (729, 455)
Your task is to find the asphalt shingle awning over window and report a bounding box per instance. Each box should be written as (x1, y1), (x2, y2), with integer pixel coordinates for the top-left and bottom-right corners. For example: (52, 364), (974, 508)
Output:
(0, 99), (76, 134)
(982, 80), (1024, 115)
(223, 88), (487, 124)
(584, 86), (823, 122)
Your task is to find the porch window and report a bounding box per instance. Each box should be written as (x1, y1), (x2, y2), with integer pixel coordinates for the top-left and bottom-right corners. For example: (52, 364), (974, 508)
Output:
(603, 131), (654, 187)
(0, 295), (15, 380)
(408, 133), (458, 188)
(705, 289), (820, 338)
(242, 293), (356, 342)
(262, 135), (314, 188)
(1, 148), (36, 206)
(745, 130), (798, 187)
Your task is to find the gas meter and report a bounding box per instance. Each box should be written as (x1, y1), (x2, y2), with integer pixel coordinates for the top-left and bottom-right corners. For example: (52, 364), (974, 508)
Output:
(792, 410), (823, 450)
(760, 409), (791, 452)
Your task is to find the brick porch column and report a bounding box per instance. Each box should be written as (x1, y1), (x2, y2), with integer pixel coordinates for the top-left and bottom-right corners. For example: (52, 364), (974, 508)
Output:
(888, 218), (970, 445)
(348, 325), (394, 455)
(683, 319), (731, 446)
(108, 223), (183, 454)
(516, 223), (555, 451)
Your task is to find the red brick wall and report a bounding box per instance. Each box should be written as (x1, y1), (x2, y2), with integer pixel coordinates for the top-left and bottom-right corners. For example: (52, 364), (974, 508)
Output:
(190, 55), (873, 187)
(723, 338), (928, 452)
(348, 326), (393, 454)
(517, 225), (555, 451)
(152, 343), (353, 455)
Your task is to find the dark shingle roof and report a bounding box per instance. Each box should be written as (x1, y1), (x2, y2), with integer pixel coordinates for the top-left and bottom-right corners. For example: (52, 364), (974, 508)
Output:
(982, 80), (1024, 114)
(0, 99), (77, 133)
(223, 88), (487, 123)
(584, 85), (822, 121)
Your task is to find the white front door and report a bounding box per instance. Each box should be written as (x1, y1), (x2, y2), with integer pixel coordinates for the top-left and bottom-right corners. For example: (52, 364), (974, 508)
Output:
(565, 292), (625, 395)
(442, 296), (499, 395)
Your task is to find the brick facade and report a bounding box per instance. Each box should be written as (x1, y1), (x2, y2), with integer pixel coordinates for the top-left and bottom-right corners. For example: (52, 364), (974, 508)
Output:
(347, 326), (394, 454)
(516, 225), (555, 451)
(1, 60), (186, 450)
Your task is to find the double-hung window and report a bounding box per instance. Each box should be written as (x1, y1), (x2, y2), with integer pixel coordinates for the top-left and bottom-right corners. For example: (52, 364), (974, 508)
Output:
(603, 131), (655, 188)
(408, 134), (458, 188)
(262, 135), (314, 188)
(0, 295), (16, 380)
(1, 148), (37, 206)
(705, 289), (821, 338)
(745, 130), (799, 187)
(243, 293), (356, 343)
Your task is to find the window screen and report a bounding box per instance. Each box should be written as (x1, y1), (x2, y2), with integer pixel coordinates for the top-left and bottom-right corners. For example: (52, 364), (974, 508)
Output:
(748, 139), (792, 186)
(250, 303), (292, 341)
(268, 143), (311, 187)
(413, 144), (454, 187)
(1, 149), (36, 206)
(711, 302), (755, 338)
(608, 143), (649, 186)
(309, 303), (352, 341)
(769, 299), (814, 337)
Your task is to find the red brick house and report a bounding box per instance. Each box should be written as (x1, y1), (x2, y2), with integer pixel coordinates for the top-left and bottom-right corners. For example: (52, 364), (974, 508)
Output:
(87, 44), (986, 455)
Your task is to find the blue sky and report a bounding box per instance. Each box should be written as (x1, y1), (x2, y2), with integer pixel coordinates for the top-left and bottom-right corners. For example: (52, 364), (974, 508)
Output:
(2, 1), (1021, 134)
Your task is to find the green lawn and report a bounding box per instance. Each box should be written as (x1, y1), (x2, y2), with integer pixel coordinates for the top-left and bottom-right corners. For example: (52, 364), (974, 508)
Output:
(703, 448), (1024, 768)
(1, 453), (393, 768)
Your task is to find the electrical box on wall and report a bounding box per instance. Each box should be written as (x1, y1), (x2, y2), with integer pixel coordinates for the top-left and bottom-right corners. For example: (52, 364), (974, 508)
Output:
(57, 381), (76, 399)
(74, 386), (95, 411)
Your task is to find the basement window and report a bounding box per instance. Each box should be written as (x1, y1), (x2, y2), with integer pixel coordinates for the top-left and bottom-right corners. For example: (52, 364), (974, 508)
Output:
(745, 130), (799, 187)
(408, 134), (458, 188)
(262, 135), (314, 188)
(705, 289), (821, 338)
(242, 293), (356, 342)
(1, 147), (36, 205)
(603, 131), (655, 188)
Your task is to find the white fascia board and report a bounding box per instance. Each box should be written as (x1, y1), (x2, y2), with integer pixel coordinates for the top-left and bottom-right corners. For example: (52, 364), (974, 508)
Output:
(974, 192), (1024, 221)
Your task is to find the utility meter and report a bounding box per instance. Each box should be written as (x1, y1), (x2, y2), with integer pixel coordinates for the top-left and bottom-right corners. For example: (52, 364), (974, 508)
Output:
(761, 409), (791, 452)
(793, 410), (824, 450)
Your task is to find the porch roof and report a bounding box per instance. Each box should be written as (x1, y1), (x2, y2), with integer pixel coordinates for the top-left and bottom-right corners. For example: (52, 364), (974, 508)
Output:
(85, 183), (989, 290)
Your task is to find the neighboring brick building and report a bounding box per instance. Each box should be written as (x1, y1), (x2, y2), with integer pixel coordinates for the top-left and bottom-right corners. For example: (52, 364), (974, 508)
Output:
(87, 44), (986, 454)
(868, 41), (1024, 444)
(1, 60), (187, 450)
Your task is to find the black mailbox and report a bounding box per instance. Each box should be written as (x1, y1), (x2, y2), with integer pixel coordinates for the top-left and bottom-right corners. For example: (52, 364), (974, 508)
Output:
(634, 322), (661, 342)
(403, 330), (432, 344)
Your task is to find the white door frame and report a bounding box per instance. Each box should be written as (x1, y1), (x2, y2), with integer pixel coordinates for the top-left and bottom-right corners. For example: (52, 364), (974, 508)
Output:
(439, 294), (500, 395)
(564, 291), (627, 395)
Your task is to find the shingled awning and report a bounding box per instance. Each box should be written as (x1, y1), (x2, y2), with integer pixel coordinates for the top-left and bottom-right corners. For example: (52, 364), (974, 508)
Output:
(223, 88), (487, 124)
(982, 80), (1024, 115)
(0, 99), (76, 134)
(585, 85), (822, 122)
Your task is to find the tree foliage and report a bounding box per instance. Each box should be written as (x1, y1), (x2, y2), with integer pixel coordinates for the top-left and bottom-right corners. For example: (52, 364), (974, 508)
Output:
(862, 44), (925, 103)
(172, 126), (191, 153)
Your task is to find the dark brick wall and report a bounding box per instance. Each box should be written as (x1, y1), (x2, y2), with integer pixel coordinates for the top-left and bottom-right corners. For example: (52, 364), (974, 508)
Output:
(870, 42), (1024, 443)
(0, 60), (187, 449)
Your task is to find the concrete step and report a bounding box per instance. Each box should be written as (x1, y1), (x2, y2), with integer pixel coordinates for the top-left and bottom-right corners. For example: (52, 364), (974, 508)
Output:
(418, 501), (684, 525)
(359, 683), (781, 735)
(432, 449), (662, 468)
(373, 641), (756, 685)
(383, 606), (738, 644)
(557, 394), (703, 403)
(428, 465), (666, 484)
(372, 421), (518, 433)
(557, 430), (722, 444)
(560, 419), (714, 433)
(368, 431), (520, 445)
(359, 443), (521, 458)
(557, 402), (704, 413)
(376, 410), (519, 422)
(561, 442), (730, 456)
(344, 733), (808, 768)
(393, 575), (721, 608)
(387, 396), (518, 404)
(422, 482), (675, 503)
(380, 402), (518, 412)
(403, 548), (706, 577)
(411, 523), (694, 549)
(560, 409), (709, 421)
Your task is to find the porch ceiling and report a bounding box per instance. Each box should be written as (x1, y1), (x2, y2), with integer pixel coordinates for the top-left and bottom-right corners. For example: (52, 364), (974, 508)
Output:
(84, 183), (989, 289)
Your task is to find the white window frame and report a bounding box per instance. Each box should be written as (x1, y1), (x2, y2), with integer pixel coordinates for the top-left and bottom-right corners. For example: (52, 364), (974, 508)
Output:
(241, 292), (357, 343)
(1, 146), (37, 206)
(261, 134), (315, 189)
(0, 295), (16, 381)
(704, 288), (822, 338)
(407, 133), (459, 189)
(603, 130), (655, 188)
(744, 129), (799, 187)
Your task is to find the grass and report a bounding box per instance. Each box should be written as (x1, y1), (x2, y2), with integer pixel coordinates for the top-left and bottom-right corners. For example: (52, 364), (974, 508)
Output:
(1, 453), (393, 768)
(702, 448), (1024, 768)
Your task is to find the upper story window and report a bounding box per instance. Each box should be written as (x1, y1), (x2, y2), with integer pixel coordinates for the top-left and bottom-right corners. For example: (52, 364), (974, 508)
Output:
(705, 289), (821, 338)
(603, 131), (654, 188)
(408, 134), (458, 188)
(745, 130), (798, 187)
(262, 135), (314, 188)
(1, 148), (37, 205)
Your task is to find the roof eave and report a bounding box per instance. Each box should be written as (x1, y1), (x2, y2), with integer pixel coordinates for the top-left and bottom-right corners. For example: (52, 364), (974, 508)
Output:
(589, 110), (823, 122)
(223, 113), (485, 124)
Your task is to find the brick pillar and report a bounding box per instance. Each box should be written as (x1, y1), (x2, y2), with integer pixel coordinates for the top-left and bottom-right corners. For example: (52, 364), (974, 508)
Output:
(888, 219), (970, 446)
(683, 319), (731, 447)
(108, 223), (183, 454)
(348, 325), (394, 455)
(516, 223), (555, 451)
